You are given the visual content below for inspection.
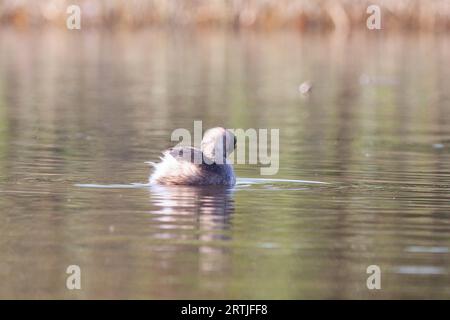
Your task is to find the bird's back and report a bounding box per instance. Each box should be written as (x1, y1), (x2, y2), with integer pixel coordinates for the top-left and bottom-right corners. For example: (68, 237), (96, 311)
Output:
(149, 146), (235, 186)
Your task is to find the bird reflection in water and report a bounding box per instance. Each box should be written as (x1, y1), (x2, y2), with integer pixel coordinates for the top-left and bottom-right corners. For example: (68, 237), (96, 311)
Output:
(148, 185), (235, 274)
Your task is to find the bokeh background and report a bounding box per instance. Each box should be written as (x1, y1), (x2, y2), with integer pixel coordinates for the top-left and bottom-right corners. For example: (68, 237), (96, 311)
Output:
(1, 0), (449, 31)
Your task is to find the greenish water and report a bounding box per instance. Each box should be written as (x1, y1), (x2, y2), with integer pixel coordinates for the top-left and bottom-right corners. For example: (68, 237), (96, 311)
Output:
(0, 29), (449, 299)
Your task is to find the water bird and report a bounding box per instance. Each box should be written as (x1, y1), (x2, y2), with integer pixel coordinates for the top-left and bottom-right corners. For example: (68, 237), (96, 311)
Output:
(149, 127), (236, 186)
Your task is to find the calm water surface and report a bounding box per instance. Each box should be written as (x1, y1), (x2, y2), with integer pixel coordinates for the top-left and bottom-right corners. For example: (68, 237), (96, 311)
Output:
(0, 30), (449, 299)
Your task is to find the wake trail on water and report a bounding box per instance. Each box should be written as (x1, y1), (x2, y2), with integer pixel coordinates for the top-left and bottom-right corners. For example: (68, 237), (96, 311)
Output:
(75, 178), (329, 189)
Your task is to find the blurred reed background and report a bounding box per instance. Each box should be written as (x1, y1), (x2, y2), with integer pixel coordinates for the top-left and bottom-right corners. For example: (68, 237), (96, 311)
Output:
(0, 0), (448, 32)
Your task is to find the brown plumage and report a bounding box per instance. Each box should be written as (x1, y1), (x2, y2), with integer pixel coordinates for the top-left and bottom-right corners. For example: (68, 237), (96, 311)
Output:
(149, 128), (236, 186)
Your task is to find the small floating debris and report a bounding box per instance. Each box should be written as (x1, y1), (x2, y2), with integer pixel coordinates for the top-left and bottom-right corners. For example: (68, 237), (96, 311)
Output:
(298, 81), (312, 96)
